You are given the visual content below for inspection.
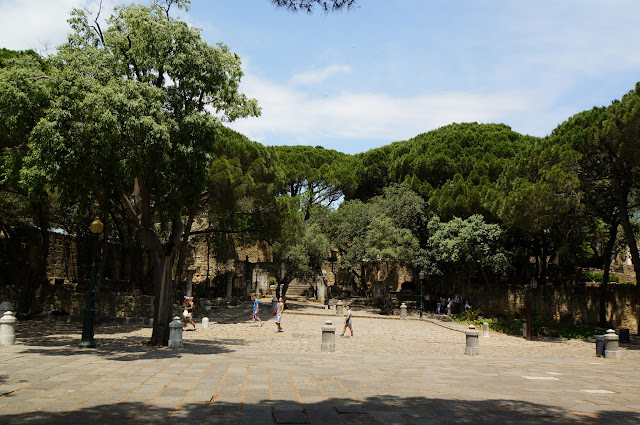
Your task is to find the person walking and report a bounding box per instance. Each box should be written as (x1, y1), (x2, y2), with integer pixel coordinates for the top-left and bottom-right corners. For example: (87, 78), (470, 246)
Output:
(183, 296), (197, 331)
(274, 297), (284, 332)
(251, 295), (263, 327)
(341, 304), (353, 337)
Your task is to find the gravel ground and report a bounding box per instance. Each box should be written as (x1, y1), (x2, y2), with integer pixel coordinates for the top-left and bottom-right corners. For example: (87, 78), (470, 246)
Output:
(13, 296), (640, 361)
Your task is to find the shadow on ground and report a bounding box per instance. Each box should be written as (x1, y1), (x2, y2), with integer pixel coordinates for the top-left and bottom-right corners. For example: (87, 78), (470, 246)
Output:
(0, 395), (637, 424)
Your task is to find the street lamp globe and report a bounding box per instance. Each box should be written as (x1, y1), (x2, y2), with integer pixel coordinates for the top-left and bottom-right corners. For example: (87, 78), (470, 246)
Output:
(90, 217), (103, 234)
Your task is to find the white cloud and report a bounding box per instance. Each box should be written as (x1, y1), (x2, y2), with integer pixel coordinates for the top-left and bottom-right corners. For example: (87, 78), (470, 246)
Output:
(0, 0), (118, 53)
(229, 72), (539, 151)
(290, 65), (351, 86)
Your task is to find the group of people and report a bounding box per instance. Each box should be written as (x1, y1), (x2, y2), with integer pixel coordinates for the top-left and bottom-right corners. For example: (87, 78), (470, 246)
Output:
(182, 294), (355, 336)
(423, 293), (471, 315)
(252, 295), (354, 335)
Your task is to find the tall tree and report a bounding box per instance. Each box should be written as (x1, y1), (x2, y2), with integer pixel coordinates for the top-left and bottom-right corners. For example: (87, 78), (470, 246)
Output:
(16, 0), (259, 345)
(551, 83), (640, 331)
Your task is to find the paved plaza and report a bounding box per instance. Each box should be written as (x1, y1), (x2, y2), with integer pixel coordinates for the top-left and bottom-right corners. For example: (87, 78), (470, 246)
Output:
(0, 298), (639, 424)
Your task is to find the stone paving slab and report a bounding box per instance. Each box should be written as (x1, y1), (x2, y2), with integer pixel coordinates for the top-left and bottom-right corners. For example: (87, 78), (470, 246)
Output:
(1, 298), (639, 424)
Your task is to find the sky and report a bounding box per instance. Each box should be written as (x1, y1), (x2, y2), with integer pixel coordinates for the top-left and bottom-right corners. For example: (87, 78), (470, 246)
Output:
(1, 0), (639, 155)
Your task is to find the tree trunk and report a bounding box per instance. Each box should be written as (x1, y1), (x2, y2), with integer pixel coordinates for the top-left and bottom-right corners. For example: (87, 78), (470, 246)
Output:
(149, 251), (176, 346)
(172, 212), (195, 292)
(614, 179), (640, 333)
(17, 201), (50, 315)
(600, 220), (618, 327)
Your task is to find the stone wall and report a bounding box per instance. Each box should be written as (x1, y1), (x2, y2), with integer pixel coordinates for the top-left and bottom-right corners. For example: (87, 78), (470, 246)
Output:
(14, 232), (640, 329)
(426, 276), (639, 330)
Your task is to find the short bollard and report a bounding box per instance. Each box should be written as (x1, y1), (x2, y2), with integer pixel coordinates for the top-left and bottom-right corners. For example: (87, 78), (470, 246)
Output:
(168, 316), (183, 349)
(336, 301), (344, 316)
(465, 325), (480, 356)
(271, 297), (278, 314)
(201, 317), (209, 330)
(0, 311), (17, 346)
(595, 335), (605, 357)
(399, 303), (407, 319)
(482, 322), (489, 337)
(522, 322), (527, 338)
(0, 301), (13, 319)
(604, 329), (620, 359)
(321, 320), (336, 352)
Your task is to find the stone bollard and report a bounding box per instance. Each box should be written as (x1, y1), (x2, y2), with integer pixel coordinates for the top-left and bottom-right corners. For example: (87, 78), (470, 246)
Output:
(482, 322), (489, 337)
(336, 301), (344, 316)
(271, 297), (278, 315)
(399, 303), (407, 319)
(168, 316), (183, 349)
(0, 311), (17, 345)
(0, 301), (13, 319)
(595, 335), (605, 357)
(446, 304), (452, 317)
(465, 325), (480, 356)
(604, 329), (620, 359)
(321, 320), (335, 352)
(522, 322), (527, 338)
(201, 317), (209, 330)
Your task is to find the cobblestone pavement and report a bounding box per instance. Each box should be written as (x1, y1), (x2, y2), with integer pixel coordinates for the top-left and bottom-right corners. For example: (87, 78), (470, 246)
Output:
(0, 297), (639, 424)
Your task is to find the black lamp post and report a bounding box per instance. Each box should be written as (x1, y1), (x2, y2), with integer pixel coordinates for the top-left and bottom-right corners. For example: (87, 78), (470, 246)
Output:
(79, 217), (103, 348)
(419, 270), (425, 318)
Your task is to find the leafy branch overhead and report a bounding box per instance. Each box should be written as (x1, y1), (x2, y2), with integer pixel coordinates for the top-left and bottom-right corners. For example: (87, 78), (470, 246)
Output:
(271, 0), (357, 13)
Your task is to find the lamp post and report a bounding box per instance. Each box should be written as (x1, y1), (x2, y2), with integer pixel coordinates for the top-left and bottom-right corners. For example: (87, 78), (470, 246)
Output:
(419, 271), (425, 318)
(79, 217), (103, 348)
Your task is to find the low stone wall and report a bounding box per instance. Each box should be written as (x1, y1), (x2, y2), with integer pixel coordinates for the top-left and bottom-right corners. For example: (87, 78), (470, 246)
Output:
(0, 285), (154, 319)
(427, 278), (639, 330)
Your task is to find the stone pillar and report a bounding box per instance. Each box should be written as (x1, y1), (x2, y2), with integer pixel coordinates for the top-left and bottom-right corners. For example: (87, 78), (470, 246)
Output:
(316, 275), (326, 302)
(185, 269), (196, 298)
(446, 304), (451, 317)
(271, 297), (278, 314)
(482, 322), (489, 337)
(336, 301), (344, 316)
(201, 317), (209, 330)
(168, 317), (183, 349)
(522, 322), (527, 338)
(465, 325), (480, 356)
(399, 303), (407, 319)
(595, 335), (605, 357)
(604, 329), (620, 359)
(0, 311), (17, 346)
(321, 320), (335, 352)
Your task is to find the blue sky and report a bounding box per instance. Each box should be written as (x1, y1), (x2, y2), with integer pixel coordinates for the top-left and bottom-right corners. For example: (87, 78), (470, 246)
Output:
(1, 0), (639, 154)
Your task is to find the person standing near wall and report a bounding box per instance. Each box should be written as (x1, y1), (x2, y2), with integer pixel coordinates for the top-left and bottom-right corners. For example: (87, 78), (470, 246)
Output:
(275, 297), (284, 332)
(251, 295), (263, 327)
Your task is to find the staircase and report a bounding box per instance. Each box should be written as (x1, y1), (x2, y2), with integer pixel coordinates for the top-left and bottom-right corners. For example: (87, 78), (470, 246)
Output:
(269, 282), (313, 297)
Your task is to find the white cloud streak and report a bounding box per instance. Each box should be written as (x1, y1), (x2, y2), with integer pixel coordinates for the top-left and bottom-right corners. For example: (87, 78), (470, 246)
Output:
(290, 65), (351, 86)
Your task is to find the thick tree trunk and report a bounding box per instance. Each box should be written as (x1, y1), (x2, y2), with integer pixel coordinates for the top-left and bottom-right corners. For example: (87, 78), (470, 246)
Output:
(600, 220), (618, 327)
(149, 252), (176, 346)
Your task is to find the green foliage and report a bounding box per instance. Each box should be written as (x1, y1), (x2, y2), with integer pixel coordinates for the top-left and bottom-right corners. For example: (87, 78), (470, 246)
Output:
(427, 214), (510, 277)
(322, 183), (428, 273)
